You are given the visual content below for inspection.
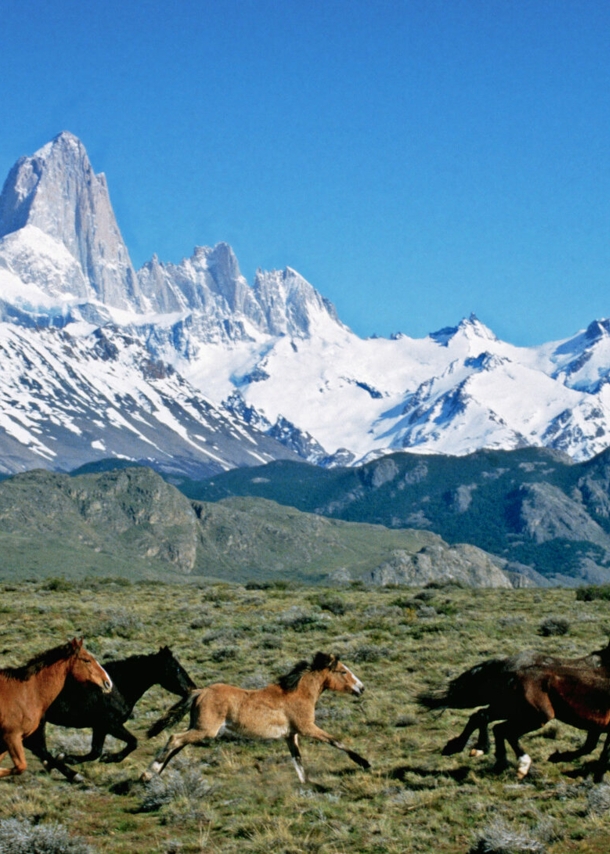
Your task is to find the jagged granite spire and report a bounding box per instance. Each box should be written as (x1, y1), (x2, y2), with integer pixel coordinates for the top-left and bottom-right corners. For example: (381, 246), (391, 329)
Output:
(0, 131), (141, 309)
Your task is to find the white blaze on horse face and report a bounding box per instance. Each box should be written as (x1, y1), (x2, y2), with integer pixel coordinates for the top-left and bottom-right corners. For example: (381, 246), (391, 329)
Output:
(344, 665), (364, 696)
(100, 666), (113, 693)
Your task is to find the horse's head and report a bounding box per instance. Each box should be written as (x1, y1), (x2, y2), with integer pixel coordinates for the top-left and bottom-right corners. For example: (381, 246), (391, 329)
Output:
(314, 652), (365, 697)
(156, 646), (197, 697)
(69, 638), (113, 694)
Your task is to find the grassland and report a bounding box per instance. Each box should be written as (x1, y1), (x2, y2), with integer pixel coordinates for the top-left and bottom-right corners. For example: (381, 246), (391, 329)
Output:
(1, 579), (610, 853)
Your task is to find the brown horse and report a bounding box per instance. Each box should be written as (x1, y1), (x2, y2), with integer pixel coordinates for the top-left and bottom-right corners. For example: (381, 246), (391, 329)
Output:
(142, 652), (370, 784)
(0, 638), (112, 778)
(419, 641), (610, 782)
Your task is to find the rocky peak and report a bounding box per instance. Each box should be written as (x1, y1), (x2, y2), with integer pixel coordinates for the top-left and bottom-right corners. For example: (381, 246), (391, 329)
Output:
(0, 132), (141, 310)
(430, 313), (497, 348)
(252, 266), (342, 337)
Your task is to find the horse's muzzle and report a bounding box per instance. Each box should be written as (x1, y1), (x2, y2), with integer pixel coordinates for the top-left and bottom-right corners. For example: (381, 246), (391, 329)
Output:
(352, 685), (365, 697)
(102, 677), (113, 694)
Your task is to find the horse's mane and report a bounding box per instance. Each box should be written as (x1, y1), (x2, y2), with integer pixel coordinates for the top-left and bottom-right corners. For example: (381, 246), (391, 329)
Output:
(278, 652), (337, 692)
(1, 641), (77, 682)
(103, 647), (177, 677)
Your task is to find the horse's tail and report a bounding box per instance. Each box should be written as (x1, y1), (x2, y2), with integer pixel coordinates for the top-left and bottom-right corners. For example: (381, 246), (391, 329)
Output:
(417, 658), (508, 711)
(147, 689), (199, 738)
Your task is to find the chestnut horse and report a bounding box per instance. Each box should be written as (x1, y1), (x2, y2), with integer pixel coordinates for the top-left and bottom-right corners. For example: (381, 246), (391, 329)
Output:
(142, 652), (370, 784)
(0, 638), (112, 778)
(419, 641), (610, 781)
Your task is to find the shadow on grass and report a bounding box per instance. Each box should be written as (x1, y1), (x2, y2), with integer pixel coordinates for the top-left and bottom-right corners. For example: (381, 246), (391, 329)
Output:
(561, 760), (602, 780)
(389, 764), (478, 784)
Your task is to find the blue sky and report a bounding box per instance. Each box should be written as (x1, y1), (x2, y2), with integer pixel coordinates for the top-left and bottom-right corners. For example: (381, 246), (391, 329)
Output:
(1, 0), (610, 346)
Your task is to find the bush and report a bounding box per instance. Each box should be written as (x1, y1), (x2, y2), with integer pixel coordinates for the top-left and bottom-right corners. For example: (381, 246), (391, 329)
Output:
(470, 818), (546, 854)
(42, 577), (73, 592)
(97, 608), (142, 638)
(139, 763), (213, 816)
(352, 644), (391, 662)
(587, 783), (610, 815)
(313, 595), (348, 616)
(0, 818), (93, 854)
(538, 616), (570, 637)
(576, 585), (610, 602)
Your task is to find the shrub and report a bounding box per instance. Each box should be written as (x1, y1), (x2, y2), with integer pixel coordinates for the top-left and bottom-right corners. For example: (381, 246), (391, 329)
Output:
(97, 608), (142, 638)
(538, 616), (570, 637)
(576, 585), (610, 602)
(352, 644), (391, 662)
(277, 607), (325, 632)
(139, 763), (213, 815)
(587, 783), (610, 815)
(313, 595), (348, 616)
(470, 818), (546, 853)
(211, 646), (237, 662)
(42, 577), (73, 592)
(0, 818), (93, 854)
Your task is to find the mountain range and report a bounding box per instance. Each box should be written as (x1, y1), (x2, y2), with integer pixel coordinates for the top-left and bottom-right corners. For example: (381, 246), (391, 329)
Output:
(1, 131), (610, 479)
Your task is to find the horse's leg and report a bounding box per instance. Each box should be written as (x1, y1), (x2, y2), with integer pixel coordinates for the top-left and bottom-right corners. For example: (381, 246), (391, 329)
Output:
(473, 709), (492, 755)
(593, 731), (610, 783)
(100, 723), (138, 763)
(297, 723), (370, 770)
(23, 726), (84, 783)
(442, 708), (491, 756)
(59, 729), (107, 764)
(548, 728), (601, 763)
(286, 733), (307, 783)
(141, 728), (212, 781)
(0, 734), (27, 777)
(493, 714), (543, 779)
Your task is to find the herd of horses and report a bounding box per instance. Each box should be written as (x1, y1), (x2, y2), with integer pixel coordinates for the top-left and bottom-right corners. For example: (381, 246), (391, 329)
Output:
(3, 634), (610, 787)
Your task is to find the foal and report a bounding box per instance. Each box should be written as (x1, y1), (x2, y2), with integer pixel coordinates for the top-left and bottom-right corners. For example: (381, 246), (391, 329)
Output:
(142, 652), (370, 783)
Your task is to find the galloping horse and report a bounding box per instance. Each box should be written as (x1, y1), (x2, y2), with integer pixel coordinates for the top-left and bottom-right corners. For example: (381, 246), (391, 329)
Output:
(142, 652), (370, 784)
(0, 639), (112, 778)
(33, 646), (196, 781)
(419, 641), (610, 782)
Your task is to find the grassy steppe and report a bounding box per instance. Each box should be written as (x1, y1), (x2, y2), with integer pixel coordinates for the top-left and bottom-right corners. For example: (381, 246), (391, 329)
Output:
(1, 580), (610, 853)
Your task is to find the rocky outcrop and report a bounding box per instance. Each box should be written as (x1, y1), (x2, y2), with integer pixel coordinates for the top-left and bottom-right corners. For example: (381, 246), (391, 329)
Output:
(369, 542), (513, 588)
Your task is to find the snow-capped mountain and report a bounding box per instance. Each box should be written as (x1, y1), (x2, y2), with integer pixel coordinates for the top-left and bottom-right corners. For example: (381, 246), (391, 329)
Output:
(1, 131), (610, 477)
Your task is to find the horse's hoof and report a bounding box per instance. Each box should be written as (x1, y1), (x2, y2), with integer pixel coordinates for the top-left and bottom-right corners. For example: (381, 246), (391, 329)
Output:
(470, 749), (485, 758)
(73, 773), (85, 784)
(516, 754), (532, 780)
(442, 739), (463, 756)
(594, 765), (606, 784)
(492, 762), (509, 775)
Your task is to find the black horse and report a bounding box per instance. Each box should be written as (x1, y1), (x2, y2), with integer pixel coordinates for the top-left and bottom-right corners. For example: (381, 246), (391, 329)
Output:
(31, 646), (195, 781)
(419, 641), (610, 782)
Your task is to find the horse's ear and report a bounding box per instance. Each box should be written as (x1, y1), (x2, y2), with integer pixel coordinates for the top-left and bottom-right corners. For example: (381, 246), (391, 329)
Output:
(70, 638), (83, 651)
(312, 652), (335, 671)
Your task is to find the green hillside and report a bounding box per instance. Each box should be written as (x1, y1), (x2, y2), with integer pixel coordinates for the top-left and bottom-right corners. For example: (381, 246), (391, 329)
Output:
(171, 446), (610, 583)
(0, 467), (507, 586)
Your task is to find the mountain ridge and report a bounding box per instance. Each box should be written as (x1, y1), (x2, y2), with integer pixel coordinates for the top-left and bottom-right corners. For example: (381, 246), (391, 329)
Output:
(1, 132), (610, 474)
(0, 464), (512, 587)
